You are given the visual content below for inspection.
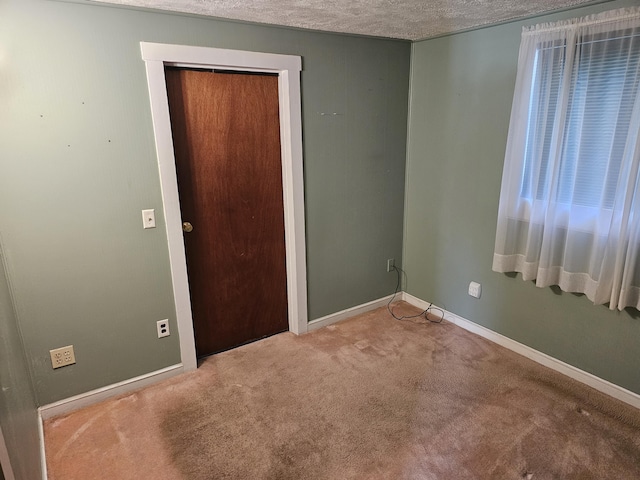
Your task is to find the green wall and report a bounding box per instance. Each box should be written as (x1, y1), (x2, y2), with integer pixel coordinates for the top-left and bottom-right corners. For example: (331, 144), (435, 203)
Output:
(405, 0), (640, 395)
(0, 243), (42, 480)
(7, 0), (633, 423)
(0, 0), (409, 405)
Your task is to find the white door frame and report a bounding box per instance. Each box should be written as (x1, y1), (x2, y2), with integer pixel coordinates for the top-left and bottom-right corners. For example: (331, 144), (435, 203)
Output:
(141, 42), (308, 371)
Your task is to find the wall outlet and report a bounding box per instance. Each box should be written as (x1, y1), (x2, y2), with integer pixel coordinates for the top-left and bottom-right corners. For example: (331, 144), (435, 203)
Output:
(50, 345), (76, 369)
(157, 319), (170, 338)
(468, 281), (482, 299)
(387, 258), (395, 272)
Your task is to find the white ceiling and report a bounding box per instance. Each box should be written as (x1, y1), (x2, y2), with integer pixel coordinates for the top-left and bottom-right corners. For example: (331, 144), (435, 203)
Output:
(89, 0), (609, 40)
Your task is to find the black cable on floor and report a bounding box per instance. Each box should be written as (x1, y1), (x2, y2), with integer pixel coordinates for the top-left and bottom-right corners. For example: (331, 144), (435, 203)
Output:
(387, 265), (445, 324)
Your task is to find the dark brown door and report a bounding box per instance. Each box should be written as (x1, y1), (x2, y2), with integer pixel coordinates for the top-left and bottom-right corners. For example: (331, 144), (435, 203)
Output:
(165, 68), (288, 357)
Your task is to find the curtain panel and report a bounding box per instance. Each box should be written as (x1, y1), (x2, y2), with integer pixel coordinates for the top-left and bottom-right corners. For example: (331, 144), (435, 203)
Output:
(493, 7), (640, 311)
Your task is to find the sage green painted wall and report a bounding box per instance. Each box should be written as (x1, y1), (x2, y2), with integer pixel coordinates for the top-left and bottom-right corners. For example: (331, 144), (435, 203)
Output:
(405, 0), (640, 395)
(0, 0), (409, 404)
(0, 244), (42, 480)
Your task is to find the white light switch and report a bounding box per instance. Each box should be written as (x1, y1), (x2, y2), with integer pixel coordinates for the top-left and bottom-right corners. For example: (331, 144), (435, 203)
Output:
(142, 209), (156, 229)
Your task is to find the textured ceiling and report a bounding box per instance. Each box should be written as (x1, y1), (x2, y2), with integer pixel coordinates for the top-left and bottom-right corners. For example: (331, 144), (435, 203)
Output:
(89, 0), (607, 40)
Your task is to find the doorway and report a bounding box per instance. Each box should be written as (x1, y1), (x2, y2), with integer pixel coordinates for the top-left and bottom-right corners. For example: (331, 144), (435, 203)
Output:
(142, 43), (308, 371)
(165, 68), (289, 357)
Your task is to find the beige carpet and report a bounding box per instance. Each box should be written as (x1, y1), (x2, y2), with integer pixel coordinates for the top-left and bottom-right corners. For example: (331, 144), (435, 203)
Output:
(45, 302), (640, 479)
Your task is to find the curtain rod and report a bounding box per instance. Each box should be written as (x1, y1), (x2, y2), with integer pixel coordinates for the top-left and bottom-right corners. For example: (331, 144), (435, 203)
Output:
(523, 7), (640, 35)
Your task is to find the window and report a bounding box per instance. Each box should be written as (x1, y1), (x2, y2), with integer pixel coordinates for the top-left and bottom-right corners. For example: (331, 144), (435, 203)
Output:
(493, 8), (640, 311)
(523, 30), (640, 211)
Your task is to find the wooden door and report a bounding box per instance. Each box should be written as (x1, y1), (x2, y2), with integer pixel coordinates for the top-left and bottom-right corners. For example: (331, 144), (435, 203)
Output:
(165, 68), (288, 357)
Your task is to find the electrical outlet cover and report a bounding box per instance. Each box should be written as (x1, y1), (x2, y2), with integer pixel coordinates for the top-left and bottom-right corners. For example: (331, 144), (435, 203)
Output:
(468, 281), (482, 299)
(157, 319), (170, 338)
(50, 345), (76, 369)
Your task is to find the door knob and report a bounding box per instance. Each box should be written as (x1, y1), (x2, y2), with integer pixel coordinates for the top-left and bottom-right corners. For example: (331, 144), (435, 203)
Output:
(182, 221), (193, 233)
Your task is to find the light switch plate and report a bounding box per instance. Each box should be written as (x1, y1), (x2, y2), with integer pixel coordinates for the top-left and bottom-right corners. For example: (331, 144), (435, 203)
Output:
(142, 209), (156, 229)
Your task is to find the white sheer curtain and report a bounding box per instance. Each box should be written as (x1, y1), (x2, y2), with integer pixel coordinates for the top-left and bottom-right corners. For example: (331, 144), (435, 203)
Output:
(493, 8), (640, 311)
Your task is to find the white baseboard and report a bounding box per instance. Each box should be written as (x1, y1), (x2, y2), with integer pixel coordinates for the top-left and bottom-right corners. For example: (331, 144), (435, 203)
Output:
(38, 295), (393, 421)
(39, 295), (395, 421)
(307, 294), (396, 332)
(402, 292), (640, 411)
(38, 293), (402, 420)
(37, 366), (183, 479)
(38, 364), (184, 421)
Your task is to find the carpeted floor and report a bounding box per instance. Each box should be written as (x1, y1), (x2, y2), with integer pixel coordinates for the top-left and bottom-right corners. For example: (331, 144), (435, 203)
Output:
(45, 302), (640, 479)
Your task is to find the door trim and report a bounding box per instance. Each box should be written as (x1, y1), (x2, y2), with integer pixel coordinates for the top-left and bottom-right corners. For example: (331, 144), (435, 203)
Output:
(141, 42), (308, 371)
